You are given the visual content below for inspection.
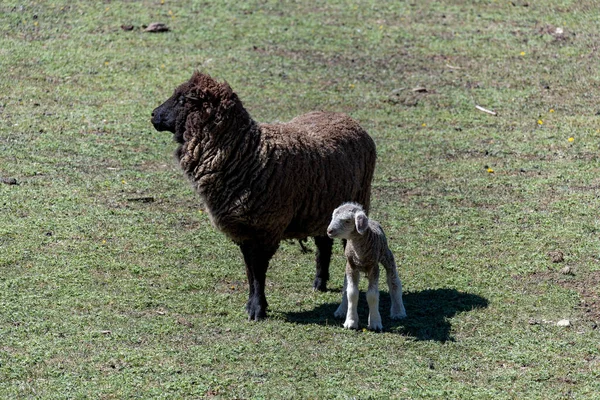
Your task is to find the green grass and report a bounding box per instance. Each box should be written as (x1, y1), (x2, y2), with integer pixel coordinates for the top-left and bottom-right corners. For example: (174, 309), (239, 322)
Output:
(2, 0), (600, 398)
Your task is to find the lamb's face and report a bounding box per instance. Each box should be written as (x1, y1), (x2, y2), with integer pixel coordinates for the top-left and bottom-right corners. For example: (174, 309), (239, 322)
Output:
(327, 203), (369, 239)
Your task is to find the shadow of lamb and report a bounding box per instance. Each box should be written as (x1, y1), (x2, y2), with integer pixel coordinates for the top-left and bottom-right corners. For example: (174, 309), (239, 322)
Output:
(284, 288), (488, 342)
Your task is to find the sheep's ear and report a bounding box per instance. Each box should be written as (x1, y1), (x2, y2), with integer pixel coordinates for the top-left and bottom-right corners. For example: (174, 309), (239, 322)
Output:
(185, 93), (200, 102)
(355, 212), (369, 235)
(219, 81), (236, 110)
(185, 88), (211, 107)
(220, 81), (233, 94)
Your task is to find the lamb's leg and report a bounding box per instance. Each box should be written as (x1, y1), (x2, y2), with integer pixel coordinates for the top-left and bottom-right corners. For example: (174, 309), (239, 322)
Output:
(313, 235), (333, 292)
(366, 267), (383, 331)
(343, 265), (360, 329)
(334, 274), (348, 318)
(239, 241), (278, 321)
(382, 249), (407, 319)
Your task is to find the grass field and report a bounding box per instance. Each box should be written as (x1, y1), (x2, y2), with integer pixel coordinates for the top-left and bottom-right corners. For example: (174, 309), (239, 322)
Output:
(2, 0), (600, 398)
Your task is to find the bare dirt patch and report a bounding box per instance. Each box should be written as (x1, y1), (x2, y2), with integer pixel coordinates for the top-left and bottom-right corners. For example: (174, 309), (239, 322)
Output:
(525, 270), (600, 324)
(558, 271), (600, 324)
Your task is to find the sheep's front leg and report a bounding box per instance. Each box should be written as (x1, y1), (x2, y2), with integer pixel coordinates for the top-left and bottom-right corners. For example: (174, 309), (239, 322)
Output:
(313, 236), (333, 292)
(382, 249), (407, 319)
(366, 267), (382, 331)
(239, 241), (278, 321)
(343, 265), (360, 330)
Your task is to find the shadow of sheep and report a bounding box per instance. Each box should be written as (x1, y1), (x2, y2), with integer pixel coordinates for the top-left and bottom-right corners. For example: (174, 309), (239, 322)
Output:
(283, 288), (488, 342)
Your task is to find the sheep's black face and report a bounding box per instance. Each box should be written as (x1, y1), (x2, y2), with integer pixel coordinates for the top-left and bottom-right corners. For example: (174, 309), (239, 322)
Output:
(152, 71), (237, 145)
(151, 96), (178, 133)
(151, 87), (195, 144)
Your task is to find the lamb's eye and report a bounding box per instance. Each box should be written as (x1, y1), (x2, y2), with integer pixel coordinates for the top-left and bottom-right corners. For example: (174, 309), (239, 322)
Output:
(178, 96), (185, 105)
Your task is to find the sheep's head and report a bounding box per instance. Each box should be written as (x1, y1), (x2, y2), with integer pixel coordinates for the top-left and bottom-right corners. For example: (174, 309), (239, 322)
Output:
(327, 203), (369, 239)
(151, 71), (237, 144)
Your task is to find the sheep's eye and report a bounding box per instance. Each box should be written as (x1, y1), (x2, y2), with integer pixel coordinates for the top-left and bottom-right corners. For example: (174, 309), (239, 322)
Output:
(178, 96), (185, 105)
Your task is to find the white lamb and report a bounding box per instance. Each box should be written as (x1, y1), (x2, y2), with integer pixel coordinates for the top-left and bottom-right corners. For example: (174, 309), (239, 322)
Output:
(327, 203), (407, 331)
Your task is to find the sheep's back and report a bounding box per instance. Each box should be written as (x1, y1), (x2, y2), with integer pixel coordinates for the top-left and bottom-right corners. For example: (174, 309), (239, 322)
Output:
(257, 111), (376, 239)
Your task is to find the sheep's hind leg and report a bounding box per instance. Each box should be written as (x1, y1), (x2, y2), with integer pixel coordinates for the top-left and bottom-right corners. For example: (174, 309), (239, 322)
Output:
(313, 236), (333, 292)
(239, 241), (278, 321)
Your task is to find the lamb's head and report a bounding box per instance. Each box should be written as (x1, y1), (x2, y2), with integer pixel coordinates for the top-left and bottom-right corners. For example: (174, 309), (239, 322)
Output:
(327, 203), (369, 239)
(151, 71), (238, 144)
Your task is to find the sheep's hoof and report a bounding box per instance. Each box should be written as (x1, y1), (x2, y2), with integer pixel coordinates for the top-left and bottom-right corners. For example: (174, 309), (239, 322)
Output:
(313, 277), (327, 292)
(247, 307), (267, 321)
(246, 298), (267, 321)
(367, 324), (383, 332)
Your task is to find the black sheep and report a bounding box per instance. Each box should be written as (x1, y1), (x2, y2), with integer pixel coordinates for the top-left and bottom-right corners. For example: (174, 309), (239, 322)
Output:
(152, 72), (376, 320)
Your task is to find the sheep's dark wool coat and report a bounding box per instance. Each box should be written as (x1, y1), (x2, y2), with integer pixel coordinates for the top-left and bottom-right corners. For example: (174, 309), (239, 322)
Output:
(152, 71), (376, 320)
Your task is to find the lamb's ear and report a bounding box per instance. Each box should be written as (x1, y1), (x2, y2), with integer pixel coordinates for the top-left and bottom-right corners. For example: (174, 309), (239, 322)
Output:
(355, 211), (369, 235)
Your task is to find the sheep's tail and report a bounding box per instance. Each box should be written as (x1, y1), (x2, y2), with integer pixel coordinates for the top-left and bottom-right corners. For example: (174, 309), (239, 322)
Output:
(282, 238), (312, 253)
(298, 238), (311, 254)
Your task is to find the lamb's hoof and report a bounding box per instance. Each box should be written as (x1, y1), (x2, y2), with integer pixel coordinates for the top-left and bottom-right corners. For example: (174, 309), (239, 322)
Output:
(343, 320), (359, 330)
(313, 277), (327, 292)
(390, 312), (407, 320)
(368, 323), (383, 332)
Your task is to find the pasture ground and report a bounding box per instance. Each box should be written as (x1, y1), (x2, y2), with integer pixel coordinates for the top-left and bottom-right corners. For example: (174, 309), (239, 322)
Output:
(1, 1), (600, 398)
